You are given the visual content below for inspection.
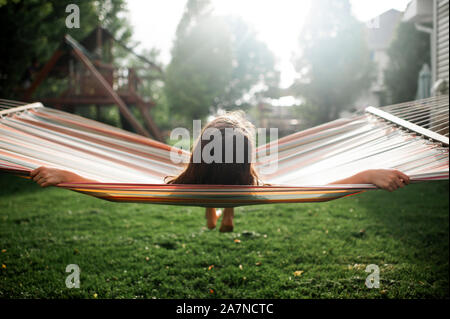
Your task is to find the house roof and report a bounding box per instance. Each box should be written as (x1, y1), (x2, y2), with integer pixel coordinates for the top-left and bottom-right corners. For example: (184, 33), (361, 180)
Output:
(402, 0), (434, 23)
(365, 9), (404, 50)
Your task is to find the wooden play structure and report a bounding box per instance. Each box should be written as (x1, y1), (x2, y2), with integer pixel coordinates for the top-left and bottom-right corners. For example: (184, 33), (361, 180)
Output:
(22, 27), (163, 141)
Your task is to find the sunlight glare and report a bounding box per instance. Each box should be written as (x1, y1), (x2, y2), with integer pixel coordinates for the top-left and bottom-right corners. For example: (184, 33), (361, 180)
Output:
(211, 0), (312, 88)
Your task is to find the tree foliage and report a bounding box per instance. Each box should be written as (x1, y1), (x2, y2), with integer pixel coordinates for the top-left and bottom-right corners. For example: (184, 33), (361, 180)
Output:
(165, 0), (279, 126)
(0, 0), (131, 98)
(220, 16), (279, 110)
(292, 0), (373, 126)
(384, 22), (431, 104)
(165, 12), (233, 123)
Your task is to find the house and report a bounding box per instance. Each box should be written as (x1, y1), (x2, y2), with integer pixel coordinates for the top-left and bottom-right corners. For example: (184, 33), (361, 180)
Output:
(403, 0), (449, 95)
(355, 9), (404, 109)
(255, 96), (302, 137)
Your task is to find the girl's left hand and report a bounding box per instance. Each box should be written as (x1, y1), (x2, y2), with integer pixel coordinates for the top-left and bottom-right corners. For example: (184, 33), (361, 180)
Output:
(30, 166), (70, 187)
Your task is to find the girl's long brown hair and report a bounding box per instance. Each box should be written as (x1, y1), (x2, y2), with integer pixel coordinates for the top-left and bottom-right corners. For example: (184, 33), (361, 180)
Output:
(166, 111), (262, 186)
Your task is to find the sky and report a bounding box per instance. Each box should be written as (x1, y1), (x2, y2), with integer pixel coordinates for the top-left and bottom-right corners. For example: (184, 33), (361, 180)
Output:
(126, 0), (411, 88)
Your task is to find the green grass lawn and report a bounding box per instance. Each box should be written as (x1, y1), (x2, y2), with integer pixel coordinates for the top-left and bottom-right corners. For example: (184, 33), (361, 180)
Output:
(0, 173), (448, 299)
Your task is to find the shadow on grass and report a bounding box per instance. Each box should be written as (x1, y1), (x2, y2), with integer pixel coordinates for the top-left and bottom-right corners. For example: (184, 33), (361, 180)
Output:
(356, 181), (448, 251)
(355, 180), (449, 296)
(0, 173), (42, 197)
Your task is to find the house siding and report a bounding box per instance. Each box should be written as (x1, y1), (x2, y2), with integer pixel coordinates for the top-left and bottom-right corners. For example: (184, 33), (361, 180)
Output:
(436, 0), (449, 83)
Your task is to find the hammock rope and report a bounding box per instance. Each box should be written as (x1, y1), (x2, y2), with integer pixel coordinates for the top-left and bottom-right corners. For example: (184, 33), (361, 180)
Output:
(0, 96), (448, 207)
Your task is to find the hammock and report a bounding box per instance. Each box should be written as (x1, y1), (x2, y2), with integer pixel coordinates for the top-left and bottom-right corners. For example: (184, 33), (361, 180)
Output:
(0, 96), (448, 207)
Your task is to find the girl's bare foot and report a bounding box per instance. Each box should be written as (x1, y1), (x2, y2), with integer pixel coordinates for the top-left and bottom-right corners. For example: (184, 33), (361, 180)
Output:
(219, 208), (234, 232)
(205, 208), (220, 229)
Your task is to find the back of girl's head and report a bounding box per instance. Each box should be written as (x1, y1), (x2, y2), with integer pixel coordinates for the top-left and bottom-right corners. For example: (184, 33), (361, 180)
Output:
(205, 110), (254, 134)
(166, 111), (261, 185)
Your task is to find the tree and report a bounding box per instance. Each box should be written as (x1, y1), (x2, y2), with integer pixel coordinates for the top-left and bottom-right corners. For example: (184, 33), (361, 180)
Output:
(165, 0), (279, 126)
(384, 22), (431, 104)
(292, 0), (373, 127)
(0, 0), (132, 98)
(165, 12), (233, 124)
(218, 16), (279, 110)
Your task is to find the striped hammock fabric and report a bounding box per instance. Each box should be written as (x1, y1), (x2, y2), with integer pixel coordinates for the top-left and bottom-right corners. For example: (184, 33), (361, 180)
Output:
(0, 96), (448, 207)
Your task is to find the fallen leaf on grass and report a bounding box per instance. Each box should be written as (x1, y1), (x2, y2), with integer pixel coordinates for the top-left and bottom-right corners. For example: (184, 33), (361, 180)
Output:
(294, 270), (304, 277)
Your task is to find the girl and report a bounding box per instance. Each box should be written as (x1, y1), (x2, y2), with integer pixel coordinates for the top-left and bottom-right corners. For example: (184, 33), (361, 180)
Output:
(30, 111), (410, 232)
